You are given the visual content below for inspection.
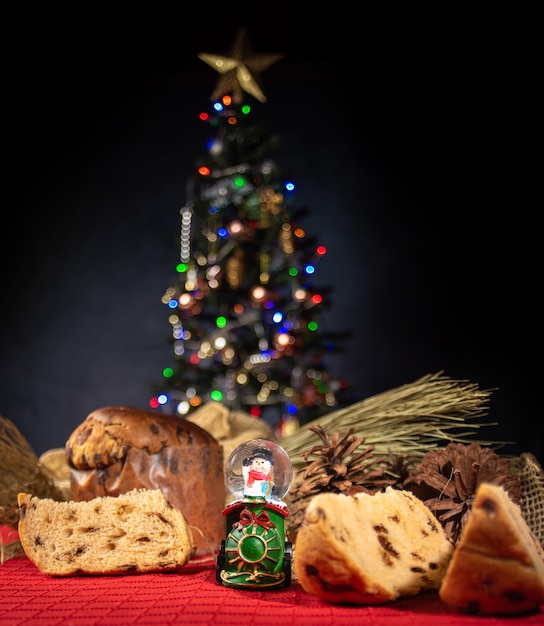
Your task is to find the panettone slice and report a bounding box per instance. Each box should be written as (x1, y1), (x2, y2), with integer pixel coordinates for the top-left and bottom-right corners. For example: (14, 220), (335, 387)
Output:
(294, 487), (454, 604)
(17, 489), (196, 576)
(439, 482), (544, 615)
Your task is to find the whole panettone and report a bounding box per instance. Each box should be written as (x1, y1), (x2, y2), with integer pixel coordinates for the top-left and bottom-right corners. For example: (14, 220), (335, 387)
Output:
(65, 406), (225, 556)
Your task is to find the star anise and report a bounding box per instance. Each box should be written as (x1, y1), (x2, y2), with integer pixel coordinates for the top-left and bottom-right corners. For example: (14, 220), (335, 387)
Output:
(403, 442), (522, 545)
(285, 425), (400, 541)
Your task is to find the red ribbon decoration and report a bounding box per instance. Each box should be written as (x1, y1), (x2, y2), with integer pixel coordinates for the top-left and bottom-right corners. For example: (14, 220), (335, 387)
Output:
(235, 508), (275, 531)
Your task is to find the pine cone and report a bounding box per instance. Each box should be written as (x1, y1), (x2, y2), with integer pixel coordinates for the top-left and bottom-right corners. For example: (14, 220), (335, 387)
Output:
(285, 425), (399, 540)
(403, 442), (522, 545)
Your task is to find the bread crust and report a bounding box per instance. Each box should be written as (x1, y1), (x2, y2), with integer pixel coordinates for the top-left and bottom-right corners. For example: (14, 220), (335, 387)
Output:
(65, 405), (219, 469)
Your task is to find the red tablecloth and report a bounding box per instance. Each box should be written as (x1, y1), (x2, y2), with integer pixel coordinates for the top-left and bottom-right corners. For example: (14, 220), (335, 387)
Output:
(1, 554), (544, 626)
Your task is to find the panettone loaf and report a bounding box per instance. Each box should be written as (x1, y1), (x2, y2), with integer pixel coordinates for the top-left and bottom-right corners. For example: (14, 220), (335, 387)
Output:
(17, 489), (196, 576)
(65, 406), (225, 556)
(439, 482), (544, 615)
(294, 487), (454, 604)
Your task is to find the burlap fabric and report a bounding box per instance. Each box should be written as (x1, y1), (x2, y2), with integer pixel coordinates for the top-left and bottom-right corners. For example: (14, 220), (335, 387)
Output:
(510, 452), (544, 548)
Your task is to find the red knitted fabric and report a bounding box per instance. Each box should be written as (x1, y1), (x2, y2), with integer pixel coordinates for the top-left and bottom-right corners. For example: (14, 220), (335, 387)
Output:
(1, 554), (544, 626)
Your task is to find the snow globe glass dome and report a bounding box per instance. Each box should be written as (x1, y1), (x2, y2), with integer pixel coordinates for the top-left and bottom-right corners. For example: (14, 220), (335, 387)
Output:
(224, 439), (293, 502)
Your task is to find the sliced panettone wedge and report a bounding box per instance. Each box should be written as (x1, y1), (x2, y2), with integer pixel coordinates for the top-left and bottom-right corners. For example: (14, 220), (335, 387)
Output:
(18, 488), (196, 576)
(294, 487), (454, 604)
(439, 482), (544, 615)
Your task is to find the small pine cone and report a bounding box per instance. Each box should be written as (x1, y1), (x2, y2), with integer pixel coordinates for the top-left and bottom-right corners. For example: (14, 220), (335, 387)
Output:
(285, 425), (398, 541)
(403, 442), (522, 545)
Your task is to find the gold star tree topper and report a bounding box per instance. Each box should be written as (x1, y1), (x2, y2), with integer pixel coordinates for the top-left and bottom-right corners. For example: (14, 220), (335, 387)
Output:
(198, 27), (283, 104)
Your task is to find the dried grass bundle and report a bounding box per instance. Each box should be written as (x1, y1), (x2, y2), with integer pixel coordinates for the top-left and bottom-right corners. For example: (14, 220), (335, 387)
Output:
(282, 372), (506, 474)
(0, 416), (67, 563)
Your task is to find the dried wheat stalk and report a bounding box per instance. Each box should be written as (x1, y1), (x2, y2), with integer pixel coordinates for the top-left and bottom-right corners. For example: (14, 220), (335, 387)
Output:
(0, 416), (66, 563)
(282, 372), (505, 473)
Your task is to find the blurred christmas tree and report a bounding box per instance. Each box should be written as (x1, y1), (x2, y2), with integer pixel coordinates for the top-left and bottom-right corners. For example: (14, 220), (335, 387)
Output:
(149, 28), (351, 435)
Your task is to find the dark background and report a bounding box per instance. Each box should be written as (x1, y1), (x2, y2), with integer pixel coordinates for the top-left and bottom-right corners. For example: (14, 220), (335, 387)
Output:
(1, 4), (540, 460)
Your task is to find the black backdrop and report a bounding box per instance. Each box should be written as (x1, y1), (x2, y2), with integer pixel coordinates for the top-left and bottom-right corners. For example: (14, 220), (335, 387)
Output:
(1, 4), (540, 460)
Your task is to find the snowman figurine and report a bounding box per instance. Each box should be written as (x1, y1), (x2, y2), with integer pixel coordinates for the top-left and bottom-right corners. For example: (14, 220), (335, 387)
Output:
(242, 447), (274, 499)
